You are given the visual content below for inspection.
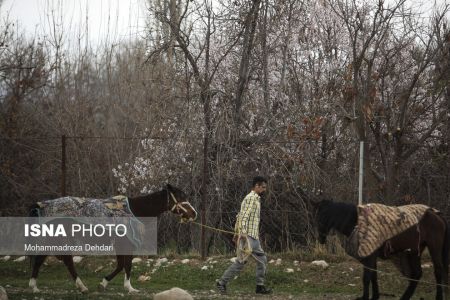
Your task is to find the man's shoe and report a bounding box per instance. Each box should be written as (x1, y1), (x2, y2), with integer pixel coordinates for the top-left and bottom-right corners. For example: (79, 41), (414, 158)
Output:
(256, 285), (272, 294)
(216, 280), (226, 294)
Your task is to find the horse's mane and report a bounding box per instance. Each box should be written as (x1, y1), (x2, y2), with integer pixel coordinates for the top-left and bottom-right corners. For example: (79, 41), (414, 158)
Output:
(318, 199), (358, 236)
(318, 199), (356, 213)
(127, 185), (189, 217)
(127, 189), (168, 217)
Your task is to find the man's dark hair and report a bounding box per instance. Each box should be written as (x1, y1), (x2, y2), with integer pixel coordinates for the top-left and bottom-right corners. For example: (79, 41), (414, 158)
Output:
(252, 176), (267, 187)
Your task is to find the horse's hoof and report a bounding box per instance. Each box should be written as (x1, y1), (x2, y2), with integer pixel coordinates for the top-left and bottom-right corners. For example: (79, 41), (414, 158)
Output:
(127, 288), (140, 294)
(98, 278), (108, 291)
(75, 277), (88, 293)
(32, 288), (40, 293)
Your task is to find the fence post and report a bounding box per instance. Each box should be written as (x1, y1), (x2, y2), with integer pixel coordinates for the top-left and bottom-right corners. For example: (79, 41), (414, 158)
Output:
(358, 141), (364, 205)
(201, 207), (206, 259)
(61, 135), (66, 196)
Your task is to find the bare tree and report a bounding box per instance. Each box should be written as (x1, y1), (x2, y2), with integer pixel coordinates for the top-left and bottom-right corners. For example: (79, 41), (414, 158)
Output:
(233, 0), (262, 138)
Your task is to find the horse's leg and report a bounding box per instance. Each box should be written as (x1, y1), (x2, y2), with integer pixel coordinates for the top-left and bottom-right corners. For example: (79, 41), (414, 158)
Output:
(443, 222), (450, 300)
(99, 255), (125, 290)
(61, 255), (88, 293)
(358, 256), (377, 300)
(399, 254), (422, 300)
(429, 243), (446, 300)
(123, 255), (139, 293)
(370, 259), (379, 300)
(29, 255), (47, 293)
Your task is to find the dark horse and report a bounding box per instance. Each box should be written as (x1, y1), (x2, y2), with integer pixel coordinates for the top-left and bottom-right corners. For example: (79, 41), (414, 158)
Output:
(314, 200), (449, 300)
(28, 184), (197, 293)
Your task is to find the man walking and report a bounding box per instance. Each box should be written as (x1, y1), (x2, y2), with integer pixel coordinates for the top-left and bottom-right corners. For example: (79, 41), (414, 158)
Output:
(216, 176), (272, 295)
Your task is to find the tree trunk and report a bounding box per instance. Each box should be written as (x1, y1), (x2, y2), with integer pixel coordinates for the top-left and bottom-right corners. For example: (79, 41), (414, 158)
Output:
(233, 0), (262, 139)
(201, 90), (211, 259)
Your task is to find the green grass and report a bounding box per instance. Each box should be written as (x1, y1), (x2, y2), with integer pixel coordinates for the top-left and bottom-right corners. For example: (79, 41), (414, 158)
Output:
(0, 253), (440, 299)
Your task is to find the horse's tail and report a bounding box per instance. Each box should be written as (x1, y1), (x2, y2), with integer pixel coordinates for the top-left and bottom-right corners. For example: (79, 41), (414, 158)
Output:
(441, 217), (449, 266)
(442, 217), (449, 298)
(28, 204), (40, 270)
(444, 219), (450, 266)
(29, 204), (40, 217)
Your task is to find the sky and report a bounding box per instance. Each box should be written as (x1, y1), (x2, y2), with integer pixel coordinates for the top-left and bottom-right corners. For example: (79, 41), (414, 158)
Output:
(0, 0), (448, 48)
(0, 0), (147, 47)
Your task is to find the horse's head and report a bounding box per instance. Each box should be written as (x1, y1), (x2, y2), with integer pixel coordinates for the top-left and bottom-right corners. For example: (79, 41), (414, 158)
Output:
(312, 199), (358, 244)
(312, 199), (333, 244)
(166, 184), (197, 222)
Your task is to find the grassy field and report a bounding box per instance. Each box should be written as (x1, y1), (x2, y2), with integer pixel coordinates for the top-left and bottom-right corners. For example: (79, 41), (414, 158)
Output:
(0, 252), (438, 299)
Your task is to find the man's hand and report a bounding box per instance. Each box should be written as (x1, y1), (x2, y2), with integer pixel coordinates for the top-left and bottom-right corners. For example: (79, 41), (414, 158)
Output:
(232, 235), (238, 244)
(232, 234), (247, 244)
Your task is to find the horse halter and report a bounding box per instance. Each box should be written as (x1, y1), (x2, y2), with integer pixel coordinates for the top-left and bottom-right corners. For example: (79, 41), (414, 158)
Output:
(167, 190), (189, 214)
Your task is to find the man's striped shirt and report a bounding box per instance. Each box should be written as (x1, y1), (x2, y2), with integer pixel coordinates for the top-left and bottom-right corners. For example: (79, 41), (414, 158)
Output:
(235, 191), (261, 239)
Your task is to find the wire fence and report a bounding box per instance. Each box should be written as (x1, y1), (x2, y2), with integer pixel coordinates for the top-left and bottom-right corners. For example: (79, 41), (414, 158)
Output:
(1, 134), (449, 256)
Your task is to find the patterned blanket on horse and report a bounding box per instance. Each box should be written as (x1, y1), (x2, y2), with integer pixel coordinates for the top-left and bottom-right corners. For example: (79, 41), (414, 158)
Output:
(33, 196), (144, 248)
(347, 203), (432, 258)
(35, 195), (132, 218)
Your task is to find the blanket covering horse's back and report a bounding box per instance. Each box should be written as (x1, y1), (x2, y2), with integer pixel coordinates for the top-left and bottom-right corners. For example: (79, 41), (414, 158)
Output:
(34, 195), (132, 218)
(347, 203), (433, 258)
(32, 195), (144, 248)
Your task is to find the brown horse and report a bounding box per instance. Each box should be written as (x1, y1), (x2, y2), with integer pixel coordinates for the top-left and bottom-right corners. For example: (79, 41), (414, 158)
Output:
(314, 200), (449, 300)
(28, 184), (197, 293)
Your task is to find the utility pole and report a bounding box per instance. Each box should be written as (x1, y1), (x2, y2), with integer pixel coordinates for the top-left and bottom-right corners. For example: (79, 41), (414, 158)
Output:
(358, 141), (364, 205)
(61, 135), (66, 196)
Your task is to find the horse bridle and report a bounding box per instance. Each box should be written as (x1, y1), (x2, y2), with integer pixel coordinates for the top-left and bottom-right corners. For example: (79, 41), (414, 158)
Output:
(167, 190), (189, 215)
